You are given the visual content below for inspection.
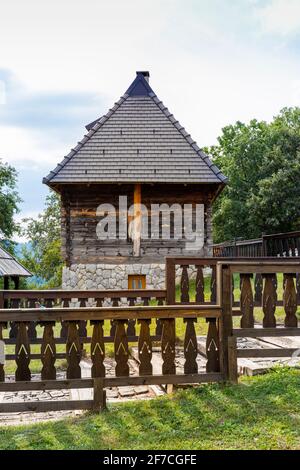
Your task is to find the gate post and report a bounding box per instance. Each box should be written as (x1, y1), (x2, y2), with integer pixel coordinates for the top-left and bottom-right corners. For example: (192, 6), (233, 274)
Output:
(218, 263), (233, 380)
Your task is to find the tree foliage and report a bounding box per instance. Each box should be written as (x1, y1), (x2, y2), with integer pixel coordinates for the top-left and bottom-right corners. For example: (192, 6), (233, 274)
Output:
(21, 191), (63, 287)
(208, 107), (300, 243)
(0, 159), (20, 239)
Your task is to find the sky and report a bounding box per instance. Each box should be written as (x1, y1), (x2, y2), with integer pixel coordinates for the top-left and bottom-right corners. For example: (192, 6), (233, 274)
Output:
(0, 0), (300, 239)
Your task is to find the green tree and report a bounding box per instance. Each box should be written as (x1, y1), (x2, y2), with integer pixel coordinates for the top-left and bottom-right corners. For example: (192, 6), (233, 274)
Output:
(208, 107), (300, 242)
(0, 159), (20, 240)
(21, 191), (63, 287)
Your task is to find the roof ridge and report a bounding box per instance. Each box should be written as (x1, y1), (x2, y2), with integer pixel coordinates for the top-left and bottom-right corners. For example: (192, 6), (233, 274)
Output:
(43, 94), (129, 184)
(150, 95), (227, 183)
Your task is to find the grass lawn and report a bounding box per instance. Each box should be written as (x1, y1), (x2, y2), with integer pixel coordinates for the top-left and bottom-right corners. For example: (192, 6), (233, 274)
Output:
(0, 367), (299, 450)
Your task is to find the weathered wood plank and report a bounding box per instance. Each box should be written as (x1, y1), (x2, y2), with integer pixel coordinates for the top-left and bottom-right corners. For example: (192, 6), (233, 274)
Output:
(240, 273), (254, 328)
(0, 400), (93, 414)
(40, 322), (56, 380)
(233, 327), (300, 337)
(138, 319), (152, 375)
(262, 274), (277, 328)
(183, 318), (198, 374)
(206, 318), (220, 372)
(0, 305), (222, 322)
(237, 348), (299, 358)
(228, 336), (238, 384)
(161, 319), (176, 375)
(91, 320), (105, 378)
(93, 377), (106, 411)
(66, 322), (82, 379)
(283, 274), (298, 327)
(114, 320), (129, 377)
(15, 322), (31, 381)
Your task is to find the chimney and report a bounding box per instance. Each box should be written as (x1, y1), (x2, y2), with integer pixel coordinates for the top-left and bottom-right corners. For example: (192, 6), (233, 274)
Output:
(136, 71), (150, 83)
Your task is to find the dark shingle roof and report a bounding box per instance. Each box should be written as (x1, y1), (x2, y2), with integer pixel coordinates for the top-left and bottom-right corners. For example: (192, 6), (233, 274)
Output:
(43, 72), (227, 185)
(0, 245), (32, 277)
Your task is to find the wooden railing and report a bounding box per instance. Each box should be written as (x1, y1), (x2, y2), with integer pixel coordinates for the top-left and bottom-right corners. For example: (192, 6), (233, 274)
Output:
(165, 257), (219, 305)
(165, 256), (298, 307)
(1, 257), (300, 414)
(216, 260), (300, 381)
(0, 289), (167, 341)
(212, 238), (263, 258)
(212, 230), (300, 258)
(263, 231), (300, 257)
(0, 304), (223, 413)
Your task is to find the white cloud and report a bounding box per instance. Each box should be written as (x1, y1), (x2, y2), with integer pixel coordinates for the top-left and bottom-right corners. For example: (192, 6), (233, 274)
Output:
(256, 0), (300, 36)
(0, 0), (299, 219)
(0, 125), (65, 166)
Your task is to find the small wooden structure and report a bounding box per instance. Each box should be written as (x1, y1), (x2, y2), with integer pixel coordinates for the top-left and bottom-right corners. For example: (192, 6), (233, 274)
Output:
(43, 71), (227, 290)
(0, 244), (32, 290)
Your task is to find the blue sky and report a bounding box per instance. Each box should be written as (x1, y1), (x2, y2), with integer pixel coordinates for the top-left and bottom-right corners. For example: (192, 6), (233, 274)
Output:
(0, 0), (300, 240)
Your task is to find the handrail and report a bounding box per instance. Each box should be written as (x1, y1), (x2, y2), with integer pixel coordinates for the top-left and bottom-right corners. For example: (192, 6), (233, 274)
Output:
(0, 304), (221, 321)
(1, 289), (166, 299)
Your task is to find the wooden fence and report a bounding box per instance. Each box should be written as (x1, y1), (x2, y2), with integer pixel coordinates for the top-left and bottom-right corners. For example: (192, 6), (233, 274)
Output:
(0, 288), (166, 341)
(212, 230), (300, 258)
(220, 260), (300, 382)
(0, 302), (222, 413)
(0, 257), (300, 413)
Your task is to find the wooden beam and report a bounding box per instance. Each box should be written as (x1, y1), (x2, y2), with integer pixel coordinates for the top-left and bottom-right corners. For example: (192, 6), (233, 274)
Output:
(0, 304), (222, 322)
(0, 373), (224, 393)
(237, 348), (299, 358)
(0, 400), (93, 414)
(133, 183), (142, 257)
(2, 289), (166, 300)
(233, 327), (300, 337)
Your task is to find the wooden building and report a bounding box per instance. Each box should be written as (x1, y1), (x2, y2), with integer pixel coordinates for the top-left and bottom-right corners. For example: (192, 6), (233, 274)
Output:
(44, 72), (227, 289)
(0, 245), (32, 290)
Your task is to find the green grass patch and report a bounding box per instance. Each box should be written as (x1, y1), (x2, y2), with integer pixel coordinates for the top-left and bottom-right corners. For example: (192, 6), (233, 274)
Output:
(0, 367), (299, 450)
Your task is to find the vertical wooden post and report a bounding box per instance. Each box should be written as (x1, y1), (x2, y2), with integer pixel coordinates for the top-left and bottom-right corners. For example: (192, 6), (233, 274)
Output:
(15, 322), (31, 381)
(195, 265), (204, 303)
(218, 264), (233, 380)
(228, 336), (238, 384)
(183, 318), (198, 374)
(166, 258), (176, 304)
(206, 318), (220, 372)
(0, 291), (4, 310)
(66, 321), (82, 379)
(114, 320), (129, 377)
(180, 265), (190, 303)
(13, 276), (20, 290)
(240, 273), (254, 328)
(3, 277), (9, 308)
(41, 322), (56, 380)
(93, 378), (106, 412)
(91, 320), (105, 378)
(133, 183), (142, 257)
(210, 265), (217, 303)
(161, 319), (176, 375)
(3, 277), (9, 290)
(138, 319), (152, 375)
(283, 274), (297, 327)
(262, 274), (277, 328)
(0, 323), (6, 382)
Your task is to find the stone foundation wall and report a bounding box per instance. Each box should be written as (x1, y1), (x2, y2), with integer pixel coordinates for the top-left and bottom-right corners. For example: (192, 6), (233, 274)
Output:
(62, 263), (166, 290)
(62, 263), (201, 290)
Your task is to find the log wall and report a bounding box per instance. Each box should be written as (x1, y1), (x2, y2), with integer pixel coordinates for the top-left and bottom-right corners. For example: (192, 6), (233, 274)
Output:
(60, 183), (217, 265)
